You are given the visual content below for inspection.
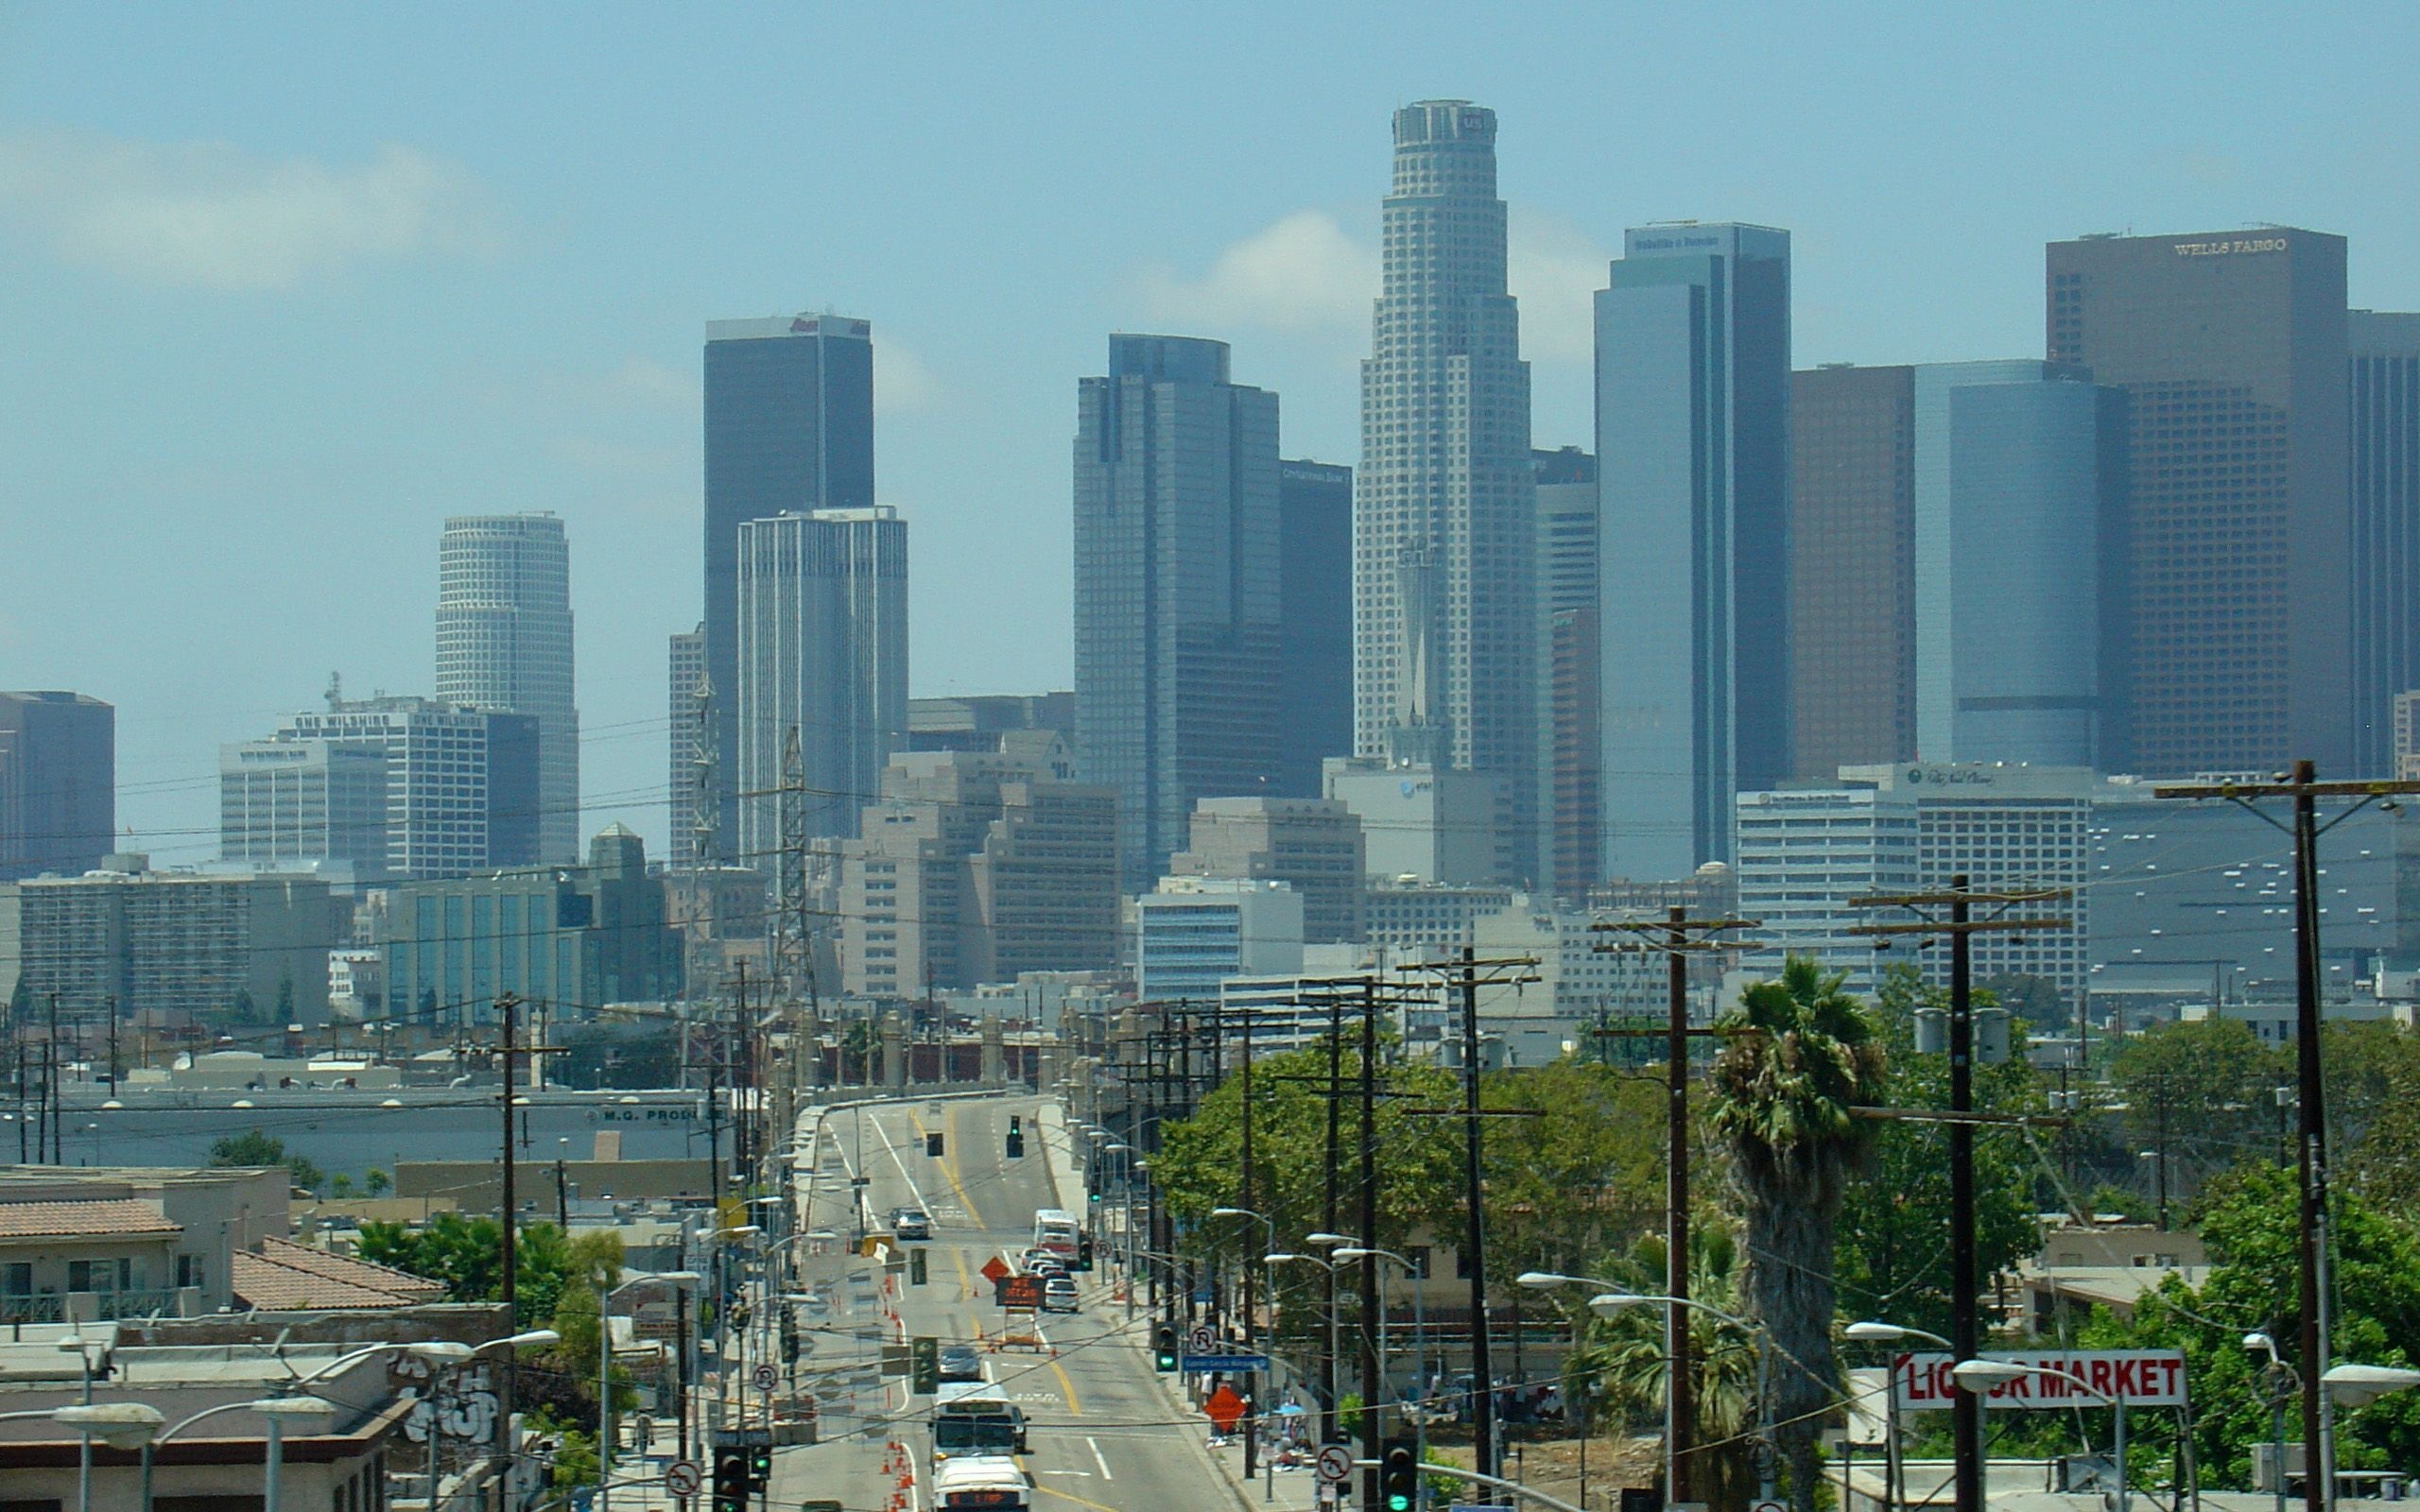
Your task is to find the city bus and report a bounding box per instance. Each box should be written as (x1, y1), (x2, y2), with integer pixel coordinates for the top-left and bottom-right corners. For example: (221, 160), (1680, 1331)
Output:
(934, 1388), (1028, 1459)
(1030, 1208), (1080, 1261)
(933, 1454), (1030, 1511)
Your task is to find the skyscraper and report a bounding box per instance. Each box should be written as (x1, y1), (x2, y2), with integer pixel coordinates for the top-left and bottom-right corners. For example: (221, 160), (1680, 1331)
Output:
(666, 625), (706, 864)
(0, 692), (113, 881)
(1789, 364), (1915, 780)
(1596, 222), (1791, 878)
(1354, 100), (1537, 885)
(2047, 229), (2350, 777)
(275, 695), (539, 878)
(2351, 311), (2420, 775)
(1074, 335), (1282, 890)
(735, 507), (908, 872)
(1533, 447), (1599, 895)
(703, 314), (875, 859)
(436, 513), (578, 861)
(1277, 459), (1354, 800)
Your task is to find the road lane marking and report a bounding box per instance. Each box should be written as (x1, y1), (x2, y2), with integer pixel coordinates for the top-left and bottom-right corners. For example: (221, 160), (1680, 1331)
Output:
(1086, 1435), (1113, 1480)
(1029, 1487), (1121, 1512)
(1047, 1354), (1082, 1417)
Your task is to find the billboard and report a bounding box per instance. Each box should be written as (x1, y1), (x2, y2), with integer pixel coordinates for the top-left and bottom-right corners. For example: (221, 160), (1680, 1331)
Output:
(1894, 1351), (2187, 1410)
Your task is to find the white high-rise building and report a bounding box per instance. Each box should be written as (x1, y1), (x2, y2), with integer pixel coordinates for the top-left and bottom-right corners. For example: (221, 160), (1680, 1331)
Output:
(1353, 100), (1537, 885)
(437, 513), (579, 862)
(736, 508), (908, 872)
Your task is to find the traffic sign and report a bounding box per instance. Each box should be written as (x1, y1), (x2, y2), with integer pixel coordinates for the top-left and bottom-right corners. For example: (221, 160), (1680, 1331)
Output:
(663, 1460), (702, 1497)
(1181, 1353), (1270, 1374)
(1203, 1383), (1246, 1434)
(994, 1274), (1045, 1309)
(1752, 1501), (1789, 1512)
(979, 1255), (1011, 1283)
(752, 1363), (778, 1392)
(1189, 1324), (1216, 1352)
(1316, 1444), (1355, 1485)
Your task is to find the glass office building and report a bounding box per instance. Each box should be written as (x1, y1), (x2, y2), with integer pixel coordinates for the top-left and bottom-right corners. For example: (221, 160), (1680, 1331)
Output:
(1595, 222), (1790, 878)
(437, 512), (578, 862)
(702, 314), (874, 859)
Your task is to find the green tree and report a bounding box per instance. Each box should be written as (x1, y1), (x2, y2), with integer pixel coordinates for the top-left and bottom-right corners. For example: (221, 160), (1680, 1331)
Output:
(2109, 1019), (2282, 1199)
(1480, 1057), (1669, 1290)
(208, 1128), (323, 1194)
(329, 1173), (354, 1199)
(1835, 969), (2044, 1341)
(1150, 1039), (1461, 1259)
(274, 972), (296, 1022)
(1707, 955), (1887, 1512)
(363, 1167), (392, 1196)
(1977, 972), (2069, 1032)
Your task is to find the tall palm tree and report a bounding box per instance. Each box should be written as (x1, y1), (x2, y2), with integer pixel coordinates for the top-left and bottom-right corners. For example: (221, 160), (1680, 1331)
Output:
(1707, 954), (1887, 1512)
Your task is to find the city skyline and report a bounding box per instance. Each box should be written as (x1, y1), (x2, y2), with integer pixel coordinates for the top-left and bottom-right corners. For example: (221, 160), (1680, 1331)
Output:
(8, 9), (2420, 860)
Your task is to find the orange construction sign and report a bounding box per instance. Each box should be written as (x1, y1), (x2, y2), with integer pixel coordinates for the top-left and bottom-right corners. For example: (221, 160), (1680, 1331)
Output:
(1202, 1383), (1246, 1435)
(979, 1255), (1011, 1283)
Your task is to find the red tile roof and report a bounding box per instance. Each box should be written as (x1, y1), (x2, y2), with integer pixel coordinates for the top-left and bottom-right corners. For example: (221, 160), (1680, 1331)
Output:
(229, 1237), (446, 1312)
(0, 1199), (179, 1239)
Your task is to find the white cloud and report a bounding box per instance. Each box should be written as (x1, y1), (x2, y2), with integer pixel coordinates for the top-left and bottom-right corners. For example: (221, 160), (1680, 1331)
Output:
(1132, 209), (1376, 335)
(877, 340), (942, 416)
(0, 128), (499, 290)
(1508, 205), (1611, 365)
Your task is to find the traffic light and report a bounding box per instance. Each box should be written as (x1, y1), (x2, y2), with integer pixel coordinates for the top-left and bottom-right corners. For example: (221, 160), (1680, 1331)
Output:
(910, 1246), (929, 1286)
(926, 1131), (945, 1157)
(1009, 1113), (1021, 1133)
(1076, 1234), (1093, 1272)
(911, 1334), (940, 1394)
(1152, 1323), (1179, 1372)
(1005, 1128), (1024, 1159)
(748, 1446), (772, 1491)
(780, 1310), (801, 1364)
(712, 1447), (749, 1510)
(1379, 1438), (1419, 1512)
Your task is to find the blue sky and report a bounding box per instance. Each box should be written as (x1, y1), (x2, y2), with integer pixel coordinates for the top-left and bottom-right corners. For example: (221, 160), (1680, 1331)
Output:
(4, 2), (2414, 859)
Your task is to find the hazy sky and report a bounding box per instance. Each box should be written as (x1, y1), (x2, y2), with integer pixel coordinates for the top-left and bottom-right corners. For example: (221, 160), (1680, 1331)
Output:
(5, 2), (2414, 860)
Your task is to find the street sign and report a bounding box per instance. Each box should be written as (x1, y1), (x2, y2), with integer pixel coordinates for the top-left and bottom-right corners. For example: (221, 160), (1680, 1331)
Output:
(1181, 1353), (1270, 1374)
(1203, 1383), (1246, 1434)
(994, 1274), (1045, 1309)
(1189, 1324), (1216, 1352)
(1751, 1501), (1789, 1512)
(1893, 1350), (2187, 1410)
(753, 1363), (778, 1392)
(1316, 1444), (1356, 1485)
(664, 1460), (702, 1497)
(979, 1255), (1011, 1283)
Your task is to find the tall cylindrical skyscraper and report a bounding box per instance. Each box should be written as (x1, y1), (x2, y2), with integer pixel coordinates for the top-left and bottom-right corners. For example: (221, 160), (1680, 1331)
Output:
(437, 513), (579, 862)
(1353, 100), (1537, 885)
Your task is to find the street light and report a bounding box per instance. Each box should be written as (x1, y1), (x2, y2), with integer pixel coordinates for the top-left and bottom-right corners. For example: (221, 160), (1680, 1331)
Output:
(599, 1271), (702, 1512)
(251, 1396), (341, 1512)
(35, 1401), (163, 1512)
(2321, 1363), (2420, 1405)
(1591, 1291), (1776, 1503)
(1334, 1246), (1431, 1477)
(58, 1332), (112, 1512)
(1844, 1322), (1952, 1512)
(388, 1332), (556, 1512)
(1272, 1252), (1344, 1448)
(1953, 1359), (2127, 1512)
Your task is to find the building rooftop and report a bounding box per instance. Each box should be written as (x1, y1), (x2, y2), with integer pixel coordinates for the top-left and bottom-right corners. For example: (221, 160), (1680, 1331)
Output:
(229, 1238), (445, 1313)
(0, 1199), (179, 1240)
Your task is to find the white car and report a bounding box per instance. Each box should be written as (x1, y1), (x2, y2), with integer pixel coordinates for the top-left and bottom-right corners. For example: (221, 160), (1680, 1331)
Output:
(1041, 1275), (1079, 1313)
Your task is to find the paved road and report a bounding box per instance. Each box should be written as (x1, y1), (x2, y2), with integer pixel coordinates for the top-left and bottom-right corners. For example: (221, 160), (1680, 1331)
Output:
(748, 1092), (1289, 1512)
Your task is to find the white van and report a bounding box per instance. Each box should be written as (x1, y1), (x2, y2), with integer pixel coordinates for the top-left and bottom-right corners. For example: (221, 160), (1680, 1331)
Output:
(933, 1453), (1029, 1510)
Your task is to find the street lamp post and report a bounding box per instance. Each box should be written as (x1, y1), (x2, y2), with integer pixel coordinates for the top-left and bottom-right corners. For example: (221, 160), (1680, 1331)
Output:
(1214, 1207), (1282, 1483)
(1845, 1321), (1953, 1512)
(600, 1272), (702, 1512)
(57, 1332), (111, 1512)
(1336, 1247), (1429, 1499)
(1270, 1252), (1344, 1454)
(1953, 1359), (2126, 1512)
(44, 1402), (163, 1512)
(1588, 1290), (1776, 1503)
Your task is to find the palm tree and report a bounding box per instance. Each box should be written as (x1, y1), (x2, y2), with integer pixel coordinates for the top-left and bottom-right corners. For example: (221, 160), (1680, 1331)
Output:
(1706, 954), (1887, 1512)
(1566, 1228), (1759, 1512)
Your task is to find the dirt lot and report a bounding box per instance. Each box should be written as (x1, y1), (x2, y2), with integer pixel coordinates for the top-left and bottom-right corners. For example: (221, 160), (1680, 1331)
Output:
(1419, 1431), (1662, 1510)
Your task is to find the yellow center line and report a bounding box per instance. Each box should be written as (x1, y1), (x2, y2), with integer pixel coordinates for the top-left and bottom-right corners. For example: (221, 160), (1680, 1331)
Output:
(907, 1108), (977, 1295)
(1048, 1354), (1082, 1417)
(1030, 1485), (1121, 1512)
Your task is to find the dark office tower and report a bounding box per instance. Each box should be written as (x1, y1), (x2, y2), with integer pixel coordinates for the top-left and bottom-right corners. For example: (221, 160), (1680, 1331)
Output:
(666, 625), (706, 864)
(2351, 311), (2420, 775)
(701, 313), (874, 860)
(1596, 223), (1790, 878)
(1074, 335), (1283, 892)
(1277, 459), (1353, 799)
(0, 692), (113, 880)
(2047, 230), (2349, 777)
(1533, 447), (1599, 896)
(1355, 101), (1538, 886)
(1789, 365), (1916, 780)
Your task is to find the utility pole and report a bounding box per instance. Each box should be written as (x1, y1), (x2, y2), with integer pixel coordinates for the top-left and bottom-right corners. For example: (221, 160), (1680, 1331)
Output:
(497, 990), (521, 1512)
(1359, 976), (1381, 1512)
(2153, 764), (2420, 1512)
(1852, 878), (2071, 1512)
(1592, 906), (1761, 1506)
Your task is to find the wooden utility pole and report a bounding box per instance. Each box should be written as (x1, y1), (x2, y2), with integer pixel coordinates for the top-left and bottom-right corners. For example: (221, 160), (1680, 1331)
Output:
(1593, 908), (1760, 1506)
(2153, 764), (2420, 1512)
(1851, 879), (2071, 1512)
(496, 990), (521, 1512)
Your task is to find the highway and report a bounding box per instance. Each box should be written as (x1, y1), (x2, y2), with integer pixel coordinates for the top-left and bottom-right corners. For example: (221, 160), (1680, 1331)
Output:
(747, 1092), (1288, 1512)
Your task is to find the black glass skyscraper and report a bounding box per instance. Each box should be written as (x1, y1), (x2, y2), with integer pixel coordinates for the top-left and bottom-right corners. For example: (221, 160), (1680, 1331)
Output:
(1277, 458), (1353, 799)
(700, 314), (874, 858)
(1073, 335), (1283, 891)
